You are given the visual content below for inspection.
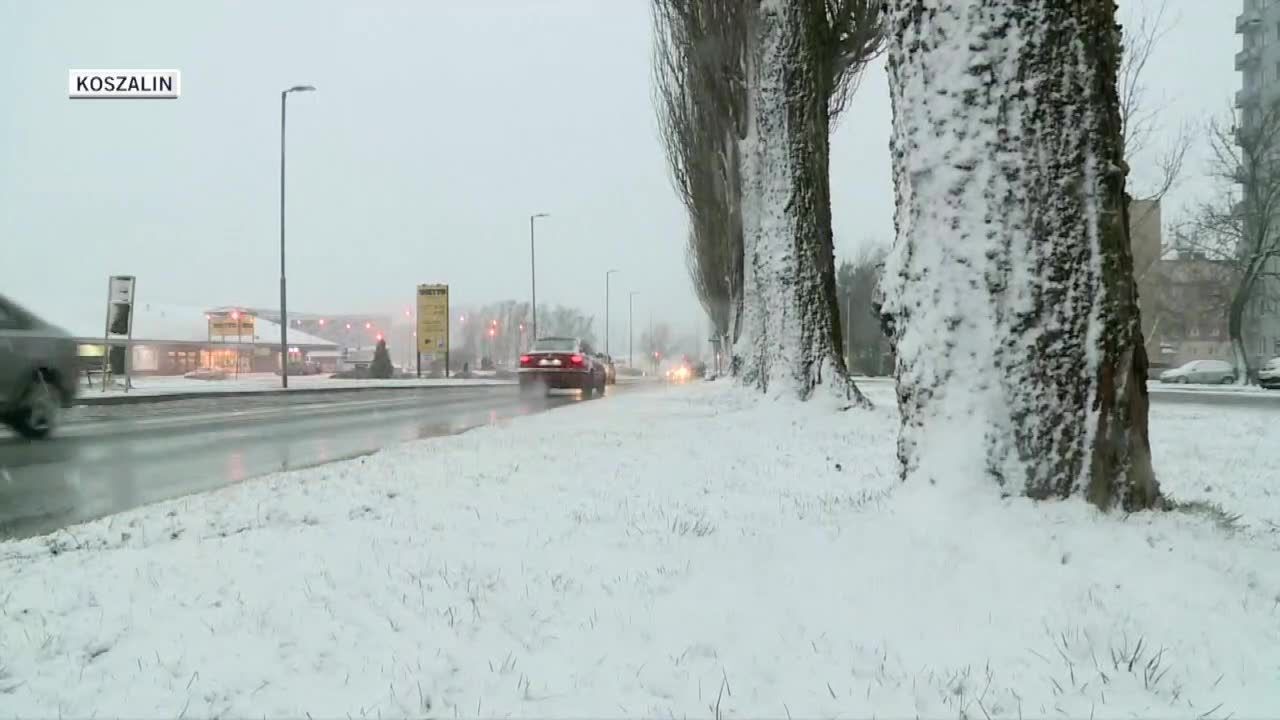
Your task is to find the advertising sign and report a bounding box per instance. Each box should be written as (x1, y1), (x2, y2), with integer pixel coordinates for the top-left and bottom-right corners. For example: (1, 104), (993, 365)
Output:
(102, 275), (137, 392)
(109, 276), (135, 305)
(209, 313), (254, 338)
(416, 284), (450, 356)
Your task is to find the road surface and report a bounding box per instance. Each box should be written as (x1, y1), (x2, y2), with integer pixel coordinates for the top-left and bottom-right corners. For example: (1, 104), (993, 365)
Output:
(0, 385), (611, 540)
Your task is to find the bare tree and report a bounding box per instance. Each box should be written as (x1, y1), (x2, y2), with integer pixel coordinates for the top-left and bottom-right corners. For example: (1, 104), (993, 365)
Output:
(880, 0), (1159, 510)
(1180, 103), (1280, 382)
(1119, 0), (1190, 212)
(734, 0), (883, 402)
(1143, 233), (1235, 354)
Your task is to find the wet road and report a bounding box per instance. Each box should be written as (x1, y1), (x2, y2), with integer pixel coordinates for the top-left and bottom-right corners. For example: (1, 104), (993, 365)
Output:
(1144, 386), (1280, 408)
(0, 385), (607, 540)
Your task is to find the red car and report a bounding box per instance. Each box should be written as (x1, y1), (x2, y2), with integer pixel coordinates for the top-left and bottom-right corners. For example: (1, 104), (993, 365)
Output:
(519, 336), (608, 398)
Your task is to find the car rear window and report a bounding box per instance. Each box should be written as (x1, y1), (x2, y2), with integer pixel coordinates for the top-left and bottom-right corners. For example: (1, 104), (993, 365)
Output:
(532, 338), (578, 352)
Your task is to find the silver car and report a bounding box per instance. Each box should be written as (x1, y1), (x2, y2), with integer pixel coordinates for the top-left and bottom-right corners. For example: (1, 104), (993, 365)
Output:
(1259, 357), (1280, 390)
(1158, 359), (1236, 385)
(0, 294), (79, 438)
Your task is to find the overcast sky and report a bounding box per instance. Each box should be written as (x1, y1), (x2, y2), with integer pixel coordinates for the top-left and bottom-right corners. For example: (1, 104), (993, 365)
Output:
(0, 0), (1240, 349)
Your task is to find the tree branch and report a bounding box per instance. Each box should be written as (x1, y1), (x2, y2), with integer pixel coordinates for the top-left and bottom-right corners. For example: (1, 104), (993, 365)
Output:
(825, 0), (885, 121)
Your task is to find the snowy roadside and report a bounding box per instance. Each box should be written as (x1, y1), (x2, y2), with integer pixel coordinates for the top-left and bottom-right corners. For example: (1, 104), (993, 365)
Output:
(855, 373), (1280, 398)
(2, 382), (1278, 718)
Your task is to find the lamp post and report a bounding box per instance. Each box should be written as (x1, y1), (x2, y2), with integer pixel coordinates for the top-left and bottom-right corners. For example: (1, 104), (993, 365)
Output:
(279, 83), (316, 389)
(605, 269), (619, 356)
(649, 312), (654, 372)
(628, 291), (640, 369)
(529, 212), (549, 340)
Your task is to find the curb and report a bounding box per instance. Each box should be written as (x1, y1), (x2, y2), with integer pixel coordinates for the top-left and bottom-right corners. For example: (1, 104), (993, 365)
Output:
(74, 381), (516, 407)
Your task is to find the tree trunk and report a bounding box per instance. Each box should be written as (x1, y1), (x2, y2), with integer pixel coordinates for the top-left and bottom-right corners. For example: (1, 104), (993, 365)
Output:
(1228, 276), (1255, 385)
(735, 0), (866, 404)
(724, 129), (746, 350)
(881, 0), (1159, 510)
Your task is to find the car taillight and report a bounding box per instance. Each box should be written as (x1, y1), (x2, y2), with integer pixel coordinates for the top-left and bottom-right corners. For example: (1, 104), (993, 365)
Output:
(519, 355), (532, 366)
(570, 354), (584, 366)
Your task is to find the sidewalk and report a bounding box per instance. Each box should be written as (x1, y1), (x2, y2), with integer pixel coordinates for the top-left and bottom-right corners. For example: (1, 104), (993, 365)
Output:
(2, 381), (1277, 717)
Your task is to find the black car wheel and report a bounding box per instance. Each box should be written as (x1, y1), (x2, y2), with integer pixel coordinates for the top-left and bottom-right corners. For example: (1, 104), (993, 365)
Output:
(11, 375), (60, 440)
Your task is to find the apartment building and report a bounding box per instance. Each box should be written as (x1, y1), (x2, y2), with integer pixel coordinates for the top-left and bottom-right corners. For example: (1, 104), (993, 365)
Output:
(1235, 0), (1280, 364)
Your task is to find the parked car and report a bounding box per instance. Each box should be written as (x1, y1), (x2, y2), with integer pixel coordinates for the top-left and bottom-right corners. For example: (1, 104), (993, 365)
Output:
(518, 337), (608, 397)
(596, 354), (617, 385)
(1259, 357), (1280, 389)
(1158, 359), (1236, 385)
(0, 294), (79, 439)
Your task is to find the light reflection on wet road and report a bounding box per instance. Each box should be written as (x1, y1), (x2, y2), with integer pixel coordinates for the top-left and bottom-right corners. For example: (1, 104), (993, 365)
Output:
(0, 385), (598, 540)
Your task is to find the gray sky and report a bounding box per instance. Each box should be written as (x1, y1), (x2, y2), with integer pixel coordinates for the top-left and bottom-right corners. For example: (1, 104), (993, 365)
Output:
(0, 0), (1240, 349)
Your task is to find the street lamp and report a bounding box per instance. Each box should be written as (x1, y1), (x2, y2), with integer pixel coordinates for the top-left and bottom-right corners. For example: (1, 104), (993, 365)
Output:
(529, 212), (550, 340)
(605, 269), (619, 357)
(628, 291), (640, 369)
(279, 83), (316, 389)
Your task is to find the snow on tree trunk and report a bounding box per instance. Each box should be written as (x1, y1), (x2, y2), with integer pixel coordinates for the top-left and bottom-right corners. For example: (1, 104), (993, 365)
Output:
(880, 0), (1160, 510)
(735, 0), (867, 405)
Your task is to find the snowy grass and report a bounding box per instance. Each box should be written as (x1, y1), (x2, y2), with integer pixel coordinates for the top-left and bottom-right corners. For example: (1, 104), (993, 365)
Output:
(1, 382), (1278, 718)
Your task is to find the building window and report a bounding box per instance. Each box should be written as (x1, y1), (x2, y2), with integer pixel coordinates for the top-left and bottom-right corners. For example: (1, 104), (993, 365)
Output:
(1190, 325), (1201, 338)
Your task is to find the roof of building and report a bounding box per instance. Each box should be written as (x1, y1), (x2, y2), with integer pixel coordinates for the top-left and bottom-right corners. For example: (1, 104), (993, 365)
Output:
(9, 293), (338, 349)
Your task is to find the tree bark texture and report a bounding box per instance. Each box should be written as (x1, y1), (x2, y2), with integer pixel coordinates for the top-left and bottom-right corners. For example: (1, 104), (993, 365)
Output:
(881, 0), (1159, 510)
(736, 0), (866, 405)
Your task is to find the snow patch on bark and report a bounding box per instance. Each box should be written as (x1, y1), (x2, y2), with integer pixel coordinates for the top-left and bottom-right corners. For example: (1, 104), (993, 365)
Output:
(734, 0), (867, 406)
(735, 1), (808, 398)
(883, 0), (1115, 497)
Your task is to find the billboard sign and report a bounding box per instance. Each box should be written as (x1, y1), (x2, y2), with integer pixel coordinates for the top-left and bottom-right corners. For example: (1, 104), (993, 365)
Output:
(104, 275), (136, 338)
(102, 275), (137, 391)
(416, 284), (449, 356)
(209, 313), (254, 339)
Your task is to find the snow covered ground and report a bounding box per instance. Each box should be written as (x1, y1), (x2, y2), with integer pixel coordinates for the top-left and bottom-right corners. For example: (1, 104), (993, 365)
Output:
(855, 373), (1280, 398)
(2, 381), (1278, 718)
(79, 372), (512, 399)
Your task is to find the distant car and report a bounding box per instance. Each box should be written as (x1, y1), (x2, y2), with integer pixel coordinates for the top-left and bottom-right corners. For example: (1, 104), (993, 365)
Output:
(518, 337), (608, 397)
(1159, 359), (1236, 385)
(0, 294), (79, 439)
(1259, 357), (1280, 389)
(597, 354), (617, 385)
(666, 362), (693, 383)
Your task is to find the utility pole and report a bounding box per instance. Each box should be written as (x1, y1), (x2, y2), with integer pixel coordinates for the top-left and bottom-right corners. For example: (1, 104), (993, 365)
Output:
(628, 291), (640, 369)
(529, 212), (549, 340)
(605, 269), (619, 356)
(846, 292), (854, 372)
(279, 83), (316, 389)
